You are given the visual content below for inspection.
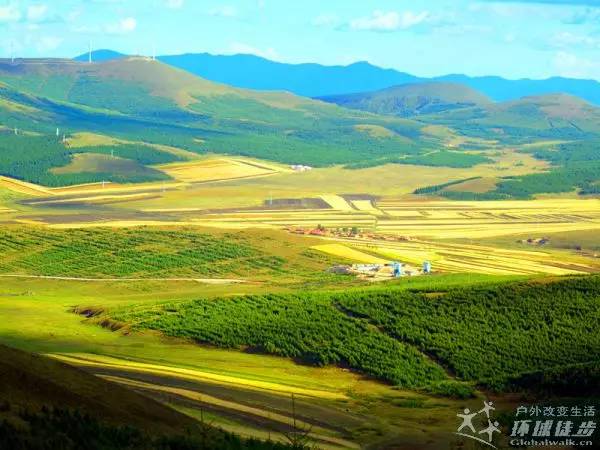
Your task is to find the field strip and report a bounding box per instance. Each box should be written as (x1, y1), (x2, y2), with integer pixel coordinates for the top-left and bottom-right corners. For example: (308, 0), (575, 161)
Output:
(0, 274), (246, 284)
(320, 195), (356, 212)
(48, 181), (187, 196)
(46, 220), (205, 229)
(142, 208), (332, 214)
(101, 376), (359, 449)
(26, 193), (158, 205)
(375, 222), (600, 239)
(187, 172), (280, 185)
(158, 158), (280, 184)
(0, 176), (54, 195)
(47, 353), (347, 400)
(312, 244), (388, 264)
(351, 200), (385, 215)
(319, 236), (597, 275)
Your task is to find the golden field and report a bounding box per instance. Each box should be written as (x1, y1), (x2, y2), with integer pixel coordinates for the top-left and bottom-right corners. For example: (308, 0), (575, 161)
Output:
(1, 157), (599, 277)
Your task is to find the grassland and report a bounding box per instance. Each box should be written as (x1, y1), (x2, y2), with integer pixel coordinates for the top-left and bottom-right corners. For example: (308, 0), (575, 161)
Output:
(0, 221), (597, 448)
(3, 165), (599, 277)
(0, 345), (296, 450)
(106, 275), (600, 392)
(0, 226), (343, 283)
(158, 157), (284, 183)
(0, 273), (510, 449)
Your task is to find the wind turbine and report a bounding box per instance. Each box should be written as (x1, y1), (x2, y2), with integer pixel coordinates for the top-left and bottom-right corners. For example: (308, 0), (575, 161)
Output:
(88, 41), (92, 64)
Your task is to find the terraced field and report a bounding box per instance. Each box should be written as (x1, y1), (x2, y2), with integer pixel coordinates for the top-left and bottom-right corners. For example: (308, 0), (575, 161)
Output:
(2, 170), (599, 276)
(315, 237), (597, 276)
(158, 157), (286, 183)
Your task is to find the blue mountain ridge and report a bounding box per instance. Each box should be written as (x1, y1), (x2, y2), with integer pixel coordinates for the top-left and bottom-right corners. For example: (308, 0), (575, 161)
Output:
(74, 50), (600, 105)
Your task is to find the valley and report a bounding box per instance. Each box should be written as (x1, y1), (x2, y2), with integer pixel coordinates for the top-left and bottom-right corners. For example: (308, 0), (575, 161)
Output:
(0, 55), (598, 450)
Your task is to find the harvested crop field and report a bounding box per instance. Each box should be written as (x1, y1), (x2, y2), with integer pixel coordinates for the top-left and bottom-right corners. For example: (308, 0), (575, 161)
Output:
(158, 158), (282, 183)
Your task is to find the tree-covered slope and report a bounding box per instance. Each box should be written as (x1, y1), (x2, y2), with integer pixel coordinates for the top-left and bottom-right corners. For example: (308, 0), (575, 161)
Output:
(0, 58), (439, 185)
(422, 93), (600, 142)
(108, 275), (600, 393)
(319, 82), (492, 117)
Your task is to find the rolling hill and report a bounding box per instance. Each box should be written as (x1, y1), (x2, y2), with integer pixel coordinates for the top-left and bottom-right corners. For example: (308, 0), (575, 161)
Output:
(319, 82), (492, 117)
(0, 344), (290, 449)
(75, 50), (600, 105)
(1, 56), (599, 195)
(423, 93), (600, 141)
(0, 57), (435, 185)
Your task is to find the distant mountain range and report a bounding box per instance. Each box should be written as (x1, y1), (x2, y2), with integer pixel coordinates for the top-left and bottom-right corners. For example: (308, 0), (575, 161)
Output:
(74, 50), (600, 105)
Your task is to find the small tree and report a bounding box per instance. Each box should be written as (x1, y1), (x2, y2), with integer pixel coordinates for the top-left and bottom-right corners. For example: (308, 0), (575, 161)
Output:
(283, 394), (319, 450)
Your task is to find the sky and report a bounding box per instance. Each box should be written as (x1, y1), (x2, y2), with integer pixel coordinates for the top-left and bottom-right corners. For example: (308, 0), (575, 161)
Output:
(1, 0), (600, 80)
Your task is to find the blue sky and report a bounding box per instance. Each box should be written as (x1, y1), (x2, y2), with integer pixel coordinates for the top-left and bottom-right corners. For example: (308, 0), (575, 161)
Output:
(1, 0), (600, 80)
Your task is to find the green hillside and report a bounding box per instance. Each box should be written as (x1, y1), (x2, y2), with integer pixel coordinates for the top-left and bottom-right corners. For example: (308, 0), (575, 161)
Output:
(422, 93), (600, 142)
(108, 275), (600, 392)
(0, 58), (438, 186)
(320, 82), (491, 117)
(0, 344), (289, 449)
(0, 59), (599, 190)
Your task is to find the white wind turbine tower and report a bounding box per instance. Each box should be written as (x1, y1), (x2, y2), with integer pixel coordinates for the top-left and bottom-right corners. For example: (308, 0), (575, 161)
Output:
(88, 41), (93, 64)
(10, 40), (14, 64)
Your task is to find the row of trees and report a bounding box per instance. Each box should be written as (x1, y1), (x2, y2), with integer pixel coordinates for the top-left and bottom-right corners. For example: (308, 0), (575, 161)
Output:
(112, 292), (447, 388)
(0, 228), (283, 278)
(336, 276), (600, 389)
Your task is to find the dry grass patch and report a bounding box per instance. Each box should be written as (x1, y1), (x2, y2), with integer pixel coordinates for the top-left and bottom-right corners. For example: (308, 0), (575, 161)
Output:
(158, 158), (278, 183)
(312, 244), (388, 264)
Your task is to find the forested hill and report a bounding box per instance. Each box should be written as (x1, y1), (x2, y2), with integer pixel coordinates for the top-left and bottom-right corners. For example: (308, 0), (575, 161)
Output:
(1, 57), (599, 194)
(0, 57), (436, 185)
(319, 82), (492, 117)
(109, 275), (600, 394)
(75, 50), (600, 104)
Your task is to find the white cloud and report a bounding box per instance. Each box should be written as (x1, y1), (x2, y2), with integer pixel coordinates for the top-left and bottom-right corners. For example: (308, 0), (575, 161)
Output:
(312, 13), (339, 27)
(0, 4), (21, 23)
(66, 9), (82, 23)
(209, 5), (237, 17)
(165, 0), (184, 9)
(350, 10), (429, 32)
(36, 36), (63, 52)
(551, 31), (600, 49)
(228, 42), (278, 60)
(106, 17), (137, 34)
(553, 51), (600, 79)
(27, 4), (47, 22)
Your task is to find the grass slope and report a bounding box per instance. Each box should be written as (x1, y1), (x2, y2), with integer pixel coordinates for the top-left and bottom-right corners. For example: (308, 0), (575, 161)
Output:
(107, 275), (600, 392)
(0, 58), (436, 180)
(423, 93), (600, 142)
(320, 82), (491, 117)
(0, 344), (197, 435)
(0, 226), (336, 282)
(0, 345), (292, 449)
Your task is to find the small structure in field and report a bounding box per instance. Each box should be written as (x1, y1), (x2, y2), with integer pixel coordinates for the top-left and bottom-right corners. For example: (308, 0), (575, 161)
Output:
(290, 164), (313, 172)
(423, 261), (432, 274)
(330, 260), (432, 281)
